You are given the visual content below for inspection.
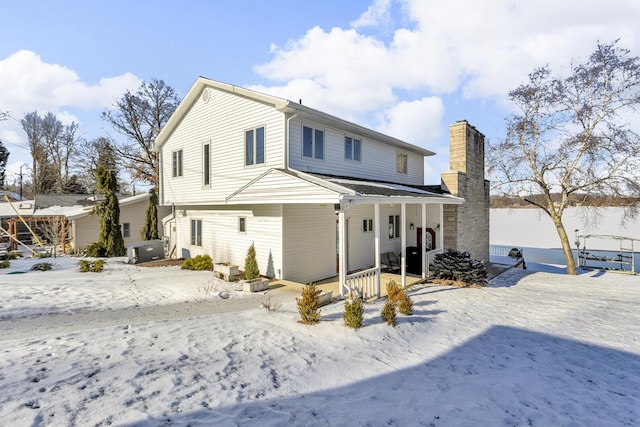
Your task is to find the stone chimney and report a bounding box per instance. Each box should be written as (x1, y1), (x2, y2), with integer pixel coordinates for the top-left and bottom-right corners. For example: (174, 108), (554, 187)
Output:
(440, 120), (490, 262)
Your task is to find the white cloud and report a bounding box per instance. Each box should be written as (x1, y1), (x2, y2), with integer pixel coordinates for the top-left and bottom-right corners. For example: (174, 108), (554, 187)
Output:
(351, 0), (392, 29)
(376, 96), (444, 147)
(255, 0), (640, 110)
(0, 50), (140, 117)
(0, 50), (142, 180)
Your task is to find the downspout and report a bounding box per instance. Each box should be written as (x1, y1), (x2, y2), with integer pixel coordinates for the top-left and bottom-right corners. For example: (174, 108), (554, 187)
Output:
(281, 107), (299, 280)
(285, 108), (300, 170)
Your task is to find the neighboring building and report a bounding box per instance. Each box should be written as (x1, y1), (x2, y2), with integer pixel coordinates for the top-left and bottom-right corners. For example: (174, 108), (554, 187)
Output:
(154, 77), (488, 298)
(0, 193), (168, 253)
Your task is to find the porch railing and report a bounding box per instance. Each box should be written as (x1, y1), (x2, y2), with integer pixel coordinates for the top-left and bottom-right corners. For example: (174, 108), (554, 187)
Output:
(425, 248), (443, 278)
(344, 267), (379, 300)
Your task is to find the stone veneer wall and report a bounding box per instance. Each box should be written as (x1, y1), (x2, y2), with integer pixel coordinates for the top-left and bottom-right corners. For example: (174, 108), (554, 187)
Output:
(441, 120), (490, 262)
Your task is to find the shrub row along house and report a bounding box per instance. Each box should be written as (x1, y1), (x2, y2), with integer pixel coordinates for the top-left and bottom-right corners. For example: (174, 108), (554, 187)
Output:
(153, 77), (489, 298)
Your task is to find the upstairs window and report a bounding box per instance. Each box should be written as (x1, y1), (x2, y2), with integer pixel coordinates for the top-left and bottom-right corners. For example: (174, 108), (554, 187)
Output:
(245, 126), (265, 166)
(203, 143), (210, 186)
(344, 136), (361, 161)
(172, 149), (183, 177)
(303, 126), (324, 160)
(397, 152), (408, 175)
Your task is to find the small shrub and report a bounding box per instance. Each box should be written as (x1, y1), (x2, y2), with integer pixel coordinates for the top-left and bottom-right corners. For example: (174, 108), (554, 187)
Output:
(386, 279), (413, 316)
(386, 280), (402, 305)
(85, 242), (107, 258)
(31, 262), (53, 271)
(5, 251), (21, 260)
(296, 283), (321, 324)
(343, 292), (364, 329)
(260, 294), (282, 313)
(397, 294), (414, 316)
(199, 279), (217, 295)
(430, 249), (488, 286)
(244, 243), (260, 280)
(0, 260), (10, 269)
(79, 259), (105, 273)
(381, 300), (397, 327)
(181, 254), (213, 271)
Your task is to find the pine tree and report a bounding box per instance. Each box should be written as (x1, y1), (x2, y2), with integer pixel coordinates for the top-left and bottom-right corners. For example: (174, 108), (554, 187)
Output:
(381, 300), (397, 327)
(386, 279), (413, 316)
(343, 292), (364, 329)
(95, 166), (125, 257)
(397, 293), (414, 316)
(244, 243), (260, 280)
(140, 187), (159, 240)
(296, 283), (321, 324)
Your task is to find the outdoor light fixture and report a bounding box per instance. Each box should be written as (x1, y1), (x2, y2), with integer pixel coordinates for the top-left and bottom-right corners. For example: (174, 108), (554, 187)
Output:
(409, 223), (414, 230)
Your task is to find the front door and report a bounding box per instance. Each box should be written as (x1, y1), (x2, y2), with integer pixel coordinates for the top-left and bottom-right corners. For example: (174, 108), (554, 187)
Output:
(417, 227), (436, 250)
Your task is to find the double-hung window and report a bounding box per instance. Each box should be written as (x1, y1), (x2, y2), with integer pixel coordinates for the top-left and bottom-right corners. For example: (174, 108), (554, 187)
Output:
(238, 217), (246, 234)
(122, 223), (130, 238)
(191, 219), (202, 246)
(172, 149), (183, 177)
(345, 136), (361, 161)
(303, 126), (324, 160)
(362, 219), (373, 232)
(397, 152), (408, 175)
(388, 215), (400, 238)
(245, 126), (265, 166)
(203, 143), (210, 186)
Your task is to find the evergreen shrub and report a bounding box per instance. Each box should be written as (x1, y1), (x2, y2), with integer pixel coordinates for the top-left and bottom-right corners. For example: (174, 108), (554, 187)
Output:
(343, 292), (364, 329)
(181, 254), (213, 271)
(0, 260), (9, 269)
(244, 243), (260, 280)
(297, 283), (321, 324)
(381, 300), (397, 327)
(31, 262), (53, 271)
(85, 242), (107, 258)
(430, 249), (488, 286)
(79, 259), (105, 273)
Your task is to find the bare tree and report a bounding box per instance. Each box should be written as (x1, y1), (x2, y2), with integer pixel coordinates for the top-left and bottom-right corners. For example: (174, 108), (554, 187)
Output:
(21, 111), (82, 195)
(36, 213), (67, 257)
(488, 40), (640, 275)
(76, 137), (120, 193)
(102, 78), (180, 187)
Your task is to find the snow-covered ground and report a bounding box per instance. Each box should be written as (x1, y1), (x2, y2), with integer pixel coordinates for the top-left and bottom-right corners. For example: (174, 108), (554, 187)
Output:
(1, 257), (639, 426)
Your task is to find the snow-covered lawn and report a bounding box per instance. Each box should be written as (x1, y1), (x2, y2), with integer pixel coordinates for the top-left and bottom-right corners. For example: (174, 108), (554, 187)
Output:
(0, 257), (639, 426)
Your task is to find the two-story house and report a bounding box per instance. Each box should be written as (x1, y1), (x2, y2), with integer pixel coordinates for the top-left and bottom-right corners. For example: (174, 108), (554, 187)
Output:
(153, 77), (488, 298)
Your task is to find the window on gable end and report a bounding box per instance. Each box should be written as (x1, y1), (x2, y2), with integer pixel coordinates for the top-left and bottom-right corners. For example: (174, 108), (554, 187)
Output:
(172, 149), (183, 177)
(203, 142), (211, 186)
(245, 126), (265, 166)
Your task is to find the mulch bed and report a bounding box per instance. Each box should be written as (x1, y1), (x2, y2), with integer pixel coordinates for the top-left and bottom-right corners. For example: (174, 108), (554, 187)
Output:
(137, 258), (186, 267)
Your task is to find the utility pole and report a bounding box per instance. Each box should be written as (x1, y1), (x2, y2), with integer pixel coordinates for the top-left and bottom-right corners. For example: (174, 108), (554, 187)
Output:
(19, 165), (23, 200)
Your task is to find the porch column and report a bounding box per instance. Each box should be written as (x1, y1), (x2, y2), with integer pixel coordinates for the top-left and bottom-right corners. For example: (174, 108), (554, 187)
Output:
(439, 204), (444, 250)
(421, 203), (427, 279)
(401, 203), (406, 288)
(374, 202), (381, 297)
(338, 208), (347, 298)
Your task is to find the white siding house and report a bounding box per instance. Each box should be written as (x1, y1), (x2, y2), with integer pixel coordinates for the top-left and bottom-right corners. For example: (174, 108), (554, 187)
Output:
(154, 77), (467, 298)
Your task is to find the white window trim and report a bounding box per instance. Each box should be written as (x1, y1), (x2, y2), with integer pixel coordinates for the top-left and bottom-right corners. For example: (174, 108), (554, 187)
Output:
(362, 218), (373, 233)
(238, 216), (247, 234)
(397, 152), (408, 175)
(244, 125), (266, 167)
(344, 135), (362, 162)
(191, 219), (202, 246)
(172, 149), (183, 178)
(302, 124), (325, 160)
(202, 141), (211, 187)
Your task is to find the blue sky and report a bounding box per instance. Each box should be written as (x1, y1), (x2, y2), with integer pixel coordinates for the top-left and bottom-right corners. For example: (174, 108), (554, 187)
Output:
(1, 0), (639, 188)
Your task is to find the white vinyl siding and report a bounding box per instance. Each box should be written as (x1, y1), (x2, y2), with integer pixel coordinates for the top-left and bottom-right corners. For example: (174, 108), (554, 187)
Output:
(282, 204), (336, 283)
(173, 205), (282, 279)
(288, 117), (424, 184)
(160, 87), (285, 205)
